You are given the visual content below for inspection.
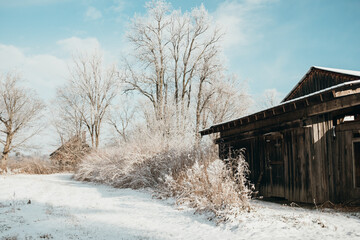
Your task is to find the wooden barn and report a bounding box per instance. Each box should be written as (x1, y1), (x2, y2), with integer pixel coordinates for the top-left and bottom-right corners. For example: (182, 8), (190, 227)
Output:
(50, 132), (90, 168)
(200, 66), (360, 204)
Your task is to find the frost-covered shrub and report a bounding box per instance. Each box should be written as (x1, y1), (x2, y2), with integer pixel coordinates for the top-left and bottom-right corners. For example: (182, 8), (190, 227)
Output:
(161, 153), (253, 222)
(75, 123), (199, 187)
(75, 141), (253, 222)
(74, 147), (198, 189)
(74, 148), (136, 185)
(74, 125), (253, 222)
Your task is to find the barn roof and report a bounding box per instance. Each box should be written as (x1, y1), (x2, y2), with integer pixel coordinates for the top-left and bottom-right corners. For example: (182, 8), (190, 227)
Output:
(200, 79), (360, 136)
(313, 66), (360, 77)
(50, 134), (89, 158)
(282, 66), (360, 102)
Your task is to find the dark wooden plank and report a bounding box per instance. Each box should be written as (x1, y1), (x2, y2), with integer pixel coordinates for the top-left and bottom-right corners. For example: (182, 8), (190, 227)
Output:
(304, 126), (314, 202)
(283, 130), (290, 200)
(326, 116), (335, 202)
(313, 118), (322, 202)
(345, 131), (353, 200)
(297, 127), (306, 202)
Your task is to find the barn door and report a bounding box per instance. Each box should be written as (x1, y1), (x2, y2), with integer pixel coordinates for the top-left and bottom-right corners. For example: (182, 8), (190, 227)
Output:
(265, 133), (285, 197)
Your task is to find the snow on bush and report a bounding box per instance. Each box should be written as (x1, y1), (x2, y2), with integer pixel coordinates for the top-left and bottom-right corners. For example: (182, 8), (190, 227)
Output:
(161, 153), (253, 222)
(75, 124), (198, 186)
(75, 136), (253, 222)
(74, 147), (197, 189)
(74, 119), (253, 221)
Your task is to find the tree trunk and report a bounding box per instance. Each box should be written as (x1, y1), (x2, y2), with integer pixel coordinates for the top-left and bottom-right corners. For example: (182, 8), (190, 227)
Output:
(1, 147), (10, 172)
(90, 133), (95, 149)
(1, 133), (12, 172)
(1, 154), (8, 172)
(195, 80), (204, 147)
(95, 129), (100, 149)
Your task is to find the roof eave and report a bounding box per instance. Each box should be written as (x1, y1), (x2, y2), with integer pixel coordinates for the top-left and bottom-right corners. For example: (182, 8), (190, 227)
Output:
(201, 79), (360, 136)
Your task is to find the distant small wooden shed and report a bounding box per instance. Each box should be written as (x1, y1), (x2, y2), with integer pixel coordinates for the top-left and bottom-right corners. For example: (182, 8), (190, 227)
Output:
(50, 132), (90, 167)
(201, 66), (360, 204)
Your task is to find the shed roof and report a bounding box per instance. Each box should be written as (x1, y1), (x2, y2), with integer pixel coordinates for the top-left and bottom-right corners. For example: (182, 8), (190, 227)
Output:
(50, 134), (89, 158)
(282, 66), (360, 102)
(313, 66), (360, 77)
(200, 79), (360, 136)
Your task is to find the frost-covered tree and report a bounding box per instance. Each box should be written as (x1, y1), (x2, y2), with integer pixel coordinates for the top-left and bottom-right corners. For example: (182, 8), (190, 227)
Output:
(126, 2), (221, 123)
(259, 88), (282, 109)
(124, 0), (251, 144)
(56, 52), (119, 149)
(0, 72), (45, 170)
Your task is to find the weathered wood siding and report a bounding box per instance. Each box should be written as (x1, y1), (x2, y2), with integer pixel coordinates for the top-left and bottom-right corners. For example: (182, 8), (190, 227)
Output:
(220, 115), (360, 203)
(333, 122), (360, 202)
(207, 68), (360, 204)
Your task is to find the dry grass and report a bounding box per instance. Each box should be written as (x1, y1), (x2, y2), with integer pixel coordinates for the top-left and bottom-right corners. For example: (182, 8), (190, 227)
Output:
(317, 200), (360, 212)
(4, 157), (60, 174)
(1, 236), (18, 240)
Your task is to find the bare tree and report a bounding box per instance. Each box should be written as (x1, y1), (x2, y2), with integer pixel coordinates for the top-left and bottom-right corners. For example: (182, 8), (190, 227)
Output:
(126, 0), (171, 121)
(0, 72), (45, 171)
(50, 93), (89, 169)
(259, 89), (282, 109)
(200, 76), (252, 132)
(125, 0), (224, 138)
(108, 103), (135, 142)
(57, 52), (119, 149)
(194, 48), (222, 144)
(52, 89), (85, 145)
(169, 6), (222, 123)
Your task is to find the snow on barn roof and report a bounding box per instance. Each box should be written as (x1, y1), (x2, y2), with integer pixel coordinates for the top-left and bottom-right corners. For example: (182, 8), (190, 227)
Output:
(313, 66), (360, 77)
(282, 66), (360, 102)
(200, 79), (360, 136)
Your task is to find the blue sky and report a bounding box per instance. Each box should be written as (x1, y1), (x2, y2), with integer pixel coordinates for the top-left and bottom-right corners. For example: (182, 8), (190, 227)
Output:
(0, 0), (359, 101)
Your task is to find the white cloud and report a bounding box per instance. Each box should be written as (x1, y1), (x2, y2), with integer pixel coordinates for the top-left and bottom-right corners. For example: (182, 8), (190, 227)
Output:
(0, 44), (25, 70)
(213, 0), (275, 50)
(0, 43), (68, 101)
(214, 2), (248, 48)
(57, 37), (101, 55)
(0, 37), (117, 102)
(57, 36), (120, 66)
(0, 44), (69, 154)
(110, 0), (125, 12)
(85, 6), (102, 21)
(0, 38), (118, 153)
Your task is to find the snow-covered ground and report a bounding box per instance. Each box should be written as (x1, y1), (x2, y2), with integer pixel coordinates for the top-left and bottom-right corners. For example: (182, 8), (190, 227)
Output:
(0, 174), (359, 240)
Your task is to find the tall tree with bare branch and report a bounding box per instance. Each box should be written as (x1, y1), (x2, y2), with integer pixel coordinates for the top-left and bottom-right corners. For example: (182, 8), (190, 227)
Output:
(52, 88), (85, 145)
(57, 52), (119, 149)
(200, 76), (252, 131)
(108, 102), (135, 143)
(126, 0), (171, 121)
(169, 5), (222, 125)
(125, 0), (224, 138)
(0, 72), (45, 171)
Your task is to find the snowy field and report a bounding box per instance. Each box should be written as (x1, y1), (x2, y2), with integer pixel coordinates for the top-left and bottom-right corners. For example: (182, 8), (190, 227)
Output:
(0, 174), (359, 240)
